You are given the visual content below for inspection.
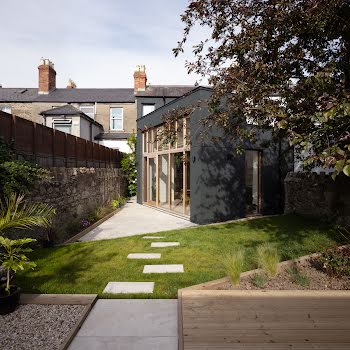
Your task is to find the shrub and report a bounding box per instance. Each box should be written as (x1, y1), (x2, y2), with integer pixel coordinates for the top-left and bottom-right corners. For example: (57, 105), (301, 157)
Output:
(224, 249), (245, 286)
(257, 243), (279, 278)
(121, 134), (137, 197)
(0, 139), (50, 196)
(287, 265), (310, 287)
(111, 196), (126, 209)
(250, 273), (268, 288)
(317, 246), (350, 278)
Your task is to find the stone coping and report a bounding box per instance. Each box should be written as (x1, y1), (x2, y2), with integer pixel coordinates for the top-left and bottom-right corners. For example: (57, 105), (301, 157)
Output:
(20, 294), (98, 350)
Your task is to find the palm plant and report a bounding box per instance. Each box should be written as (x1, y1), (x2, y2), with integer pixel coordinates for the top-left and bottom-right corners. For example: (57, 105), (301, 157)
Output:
(0, 193), (56, 234)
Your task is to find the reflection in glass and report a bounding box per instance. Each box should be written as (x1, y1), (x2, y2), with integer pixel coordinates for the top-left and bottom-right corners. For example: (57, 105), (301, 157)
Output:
(171, 153), (184, 213)
(245, 150), (260, 215)
(149, 158), (156, 203)
(158, 154), (169, 208)
(185, 151), (190, 215)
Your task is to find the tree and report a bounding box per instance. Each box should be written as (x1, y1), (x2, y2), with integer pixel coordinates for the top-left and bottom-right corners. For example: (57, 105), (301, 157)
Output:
(174, 0), (350, 176)
(121, 134), (137, 196)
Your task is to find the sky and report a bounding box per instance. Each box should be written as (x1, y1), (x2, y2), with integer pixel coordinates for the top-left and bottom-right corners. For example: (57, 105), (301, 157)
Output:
(0, 0), (208, 88)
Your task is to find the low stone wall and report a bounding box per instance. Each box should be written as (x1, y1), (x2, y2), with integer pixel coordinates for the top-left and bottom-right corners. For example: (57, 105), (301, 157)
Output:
(284, 172), (350, 226)
(29, 167), (126, 243)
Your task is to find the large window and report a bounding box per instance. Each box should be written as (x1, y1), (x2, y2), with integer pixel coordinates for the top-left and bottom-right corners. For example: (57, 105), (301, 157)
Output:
(53, 120), (72, 134)
(142, 104), (155, 116)
(80, 104), (95, 120)
(0, 106), (11, 114)
(245, 150), (261, 215)
(110, 107), (123, 130)
(142, 117), (190, 216)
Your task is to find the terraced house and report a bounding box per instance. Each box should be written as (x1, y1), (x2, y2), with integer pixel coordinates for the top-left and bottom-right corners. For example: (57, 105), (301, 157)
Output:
(0, 59), (136, 152)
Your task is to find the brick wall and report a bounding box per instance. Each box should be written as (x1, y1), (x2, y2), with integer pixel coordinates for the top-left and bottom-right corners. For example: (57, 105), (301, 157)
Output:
(28, 167), (126, 243)
(284, 172), (350, 226)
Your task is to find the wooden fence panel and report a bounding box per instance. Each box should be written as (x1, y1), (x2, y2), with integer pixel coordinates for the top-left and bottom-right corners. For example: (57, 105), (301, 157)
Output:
(0, 112), (122, 168)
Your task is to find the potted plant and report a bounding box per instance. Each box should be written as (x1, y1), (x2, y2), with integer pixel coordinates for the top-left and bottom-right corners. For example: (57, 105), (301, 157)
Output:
(0, 236), (36, 314)
(0, 193), (55, 314)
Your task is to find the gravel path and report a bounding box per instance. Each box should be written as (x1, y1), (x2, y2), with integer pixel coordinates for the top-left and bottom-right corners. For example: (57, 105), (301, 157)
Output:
(0, 304), (85, 350)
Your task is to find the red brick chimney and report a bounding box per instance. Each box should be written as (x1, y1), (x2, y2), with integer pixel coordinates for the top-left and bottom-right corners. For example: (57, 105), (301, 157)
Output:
(38, 58), (56, 94)
(134, 65), (147, 93)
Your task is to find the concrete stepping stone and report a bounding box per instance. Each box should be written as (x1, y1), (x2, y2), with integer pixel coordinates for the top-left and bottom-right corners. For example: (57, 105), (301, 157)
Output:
(151, 242), (180, 248)
(143, 236), (164, 239)
(127, 253), (161, 259)
(103, 282), (154, 294)
(143, 264), (184, 274)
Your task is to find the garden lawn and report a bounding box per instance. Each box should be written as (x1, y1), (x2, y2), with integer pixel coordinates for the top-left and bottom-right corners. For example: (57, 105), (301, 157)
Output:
(16, 215), (344, 299)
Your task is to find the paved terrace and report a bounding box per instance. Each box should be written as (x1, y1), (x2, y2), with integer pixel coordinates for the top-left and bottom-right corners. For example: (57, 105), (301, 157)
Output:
(80, 197), (196, 241)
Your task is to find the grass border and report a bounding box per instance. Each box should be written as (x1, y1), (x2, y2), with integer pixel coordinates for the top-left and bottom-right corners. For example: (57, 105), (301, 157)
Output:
(20, 294), (98, 350)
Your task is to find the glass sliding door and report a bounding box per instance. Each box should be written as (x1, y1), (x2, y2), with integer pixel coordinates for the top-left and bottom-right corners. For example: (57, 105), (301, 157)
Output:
(245, 150), (261, 215)
(170, 153), (184, 213)
(158, 154), (169, 208)
(148, 158), (157, 204)
(185, 151), (190, 215)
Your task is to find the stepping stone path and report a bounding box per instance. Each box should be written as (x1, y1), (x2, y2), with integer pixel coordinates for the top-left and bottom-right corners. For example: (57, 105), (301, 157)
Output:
(127, 253), (161, 259)
(143, 264), (184, 274)
(151, 242), (180, 247)
(103, 239), (182, 295)
(103, 282), (154, 294)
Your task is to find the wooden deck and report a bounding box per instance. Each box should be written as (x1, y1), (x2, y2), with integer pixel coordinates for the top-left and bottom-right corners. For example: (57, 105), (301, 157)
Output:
(179, 290), (350, 350)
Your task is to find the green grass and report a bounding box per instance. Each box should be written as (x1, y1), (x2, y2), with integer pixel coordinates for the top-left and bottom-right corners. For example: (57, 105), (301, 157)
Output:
(15, 214), (343, 299)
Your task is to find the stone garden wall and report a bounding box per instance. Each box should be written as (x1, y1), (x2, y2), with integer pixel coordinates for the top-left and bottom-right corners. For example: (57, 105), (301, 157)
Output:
(284, 172), (350, 226)
(29, 167), (126, 243)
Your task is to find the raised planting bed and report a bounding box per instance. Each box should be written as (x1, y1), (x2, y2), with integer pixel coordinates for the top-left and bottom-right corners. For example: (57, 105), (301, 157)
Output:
(1, 294), (97, 350)
(178, 246), (350, 349)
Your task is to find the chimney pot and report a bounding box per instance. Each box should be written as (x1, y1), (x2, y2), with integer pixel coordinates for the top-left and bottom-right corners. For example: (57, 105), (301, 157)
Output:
(67, 79), (77, 89)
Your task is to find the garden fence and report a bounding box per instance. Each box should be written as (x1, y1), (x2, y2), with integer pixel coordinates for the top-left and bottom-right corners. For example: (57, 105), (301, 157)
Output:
(0, 111), (122, 168)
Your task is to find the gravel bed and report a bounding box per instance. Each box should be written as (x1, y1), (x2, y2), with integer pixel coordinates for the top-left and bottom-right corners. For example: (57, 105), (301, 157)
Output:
(0, 304), (85, 350)
(221, 259), (350, 290)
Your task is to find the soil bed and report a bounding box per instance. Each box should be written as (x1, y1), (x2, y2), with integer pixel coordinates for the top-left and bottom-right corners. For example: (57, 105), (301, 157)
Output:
(0, 304), (85, 350)
(222, 258), (350, 290)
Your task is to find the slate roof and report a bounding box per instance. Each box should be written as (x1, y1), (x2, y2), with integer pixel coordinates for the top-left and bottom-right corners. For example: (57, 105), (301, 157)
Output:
(135, 85), (196, 97)
(0, 88), (135, 103)
(95, 132), (132, 140)
(40, 104), (83, 116)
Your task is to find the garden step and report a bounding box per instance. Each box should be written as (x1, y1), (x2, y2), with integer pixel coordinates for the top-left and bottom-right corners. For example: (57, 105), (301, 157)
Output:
(143, 264), (184, 274)
(143, 236), (165, 239)
(103, 282), (154, 294)
(127, 253), (161, 259)
(151, 242), (180, 247)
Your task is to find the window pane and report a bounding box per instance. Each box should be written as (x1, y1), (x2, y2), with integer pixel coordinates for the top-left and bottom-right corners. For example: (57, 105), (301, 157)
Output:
(111, 119), (122, 130)
(111, 108), (123, 118)
(54, 124), (71, 134)
(80, 105), (95, 120)
(142, 104), (155, 116)
(245, 150), (260, 215)
(171, 152), (184, 214)
(158, 154), (169, 208)
(149, 158), (156, 202)
(177, 118), (184, 148)
(0, 106), (11, 114)
(110, 108), (123, 130)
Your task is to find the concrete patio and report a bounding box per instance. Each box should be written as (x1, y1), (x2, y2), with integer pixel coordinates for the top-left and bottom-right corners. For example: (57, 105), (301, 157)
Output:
(68, 299), (178, 350)
(80, 197), (196, 241)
